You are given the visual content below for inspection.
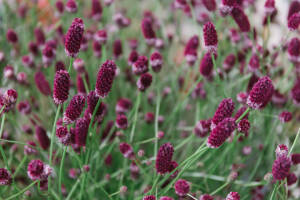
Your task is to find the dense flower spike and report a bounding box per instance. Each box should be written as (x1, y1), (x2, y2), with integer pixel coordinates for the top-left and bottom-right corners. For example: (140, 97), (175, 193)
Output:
(247, 76), (274, 109)
(55, 0), (64, 14)
(128, 50), (139, 66)
(0, 89), (18, 113)
(288, 1), (300, 20)
(288, 13), (300, 31)
(231, 7), (251, 32)
(75, 118), (89, 147)
(0, 168), (12, 185)
(143, 196), (156, 200)
(174, 179), (190, 196)
(194, 119), (211, 137)
(63, 94), (85, 124)
(275, 144), (289, 158)
(203, 22), (218, 53)
(119, 142), (134, 158)
(95, 60), (117, 98)
(141, 18), (156, 45)
(278, 111), (292, 123)
(184, 35), (199, 66)
(199, 53), (215, 77)
(199, 194), (214, 200)
(6, 29), (18, 43)
(150, 51), (163, 72)
(91, 0), (103, 21)
(56, 126), (71, 145)
(287, 38), (300, 62)
(291, 78), (300, 106)
(116, 98), (132, 114)
(207, 118), (237, 148)
(248, 53), (260, 72)
(132, 55), (149, 75)
(237, 118), (250, 135)
(287, 173), (297, 185)
(53, 70), (70, 104)
(35, 125), (50, 150)
(66, 0), (77, 13)
(27, 160), (52, 180)
(202, 0), (216, 12)
(226, 192), (240, 200)
(113, 39), (123, 59)
(211, 98), (235, 129)
(34, 71), (52, 96)
(220, 0), (236, 16)
(155, 143), (174, 174)
(272, 155), (291, 180)
(65, 18), (84, 57)
(34, 28), (45, 46)
(291, 153), (300, 165)
(137, 73), (152, 92)
(115, 114), (128, 129)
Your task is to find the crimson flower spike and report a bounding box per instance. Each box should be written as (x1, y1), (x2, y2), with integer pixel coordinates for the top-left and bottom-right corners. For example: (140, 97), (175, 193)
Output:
(65, 18), (84, 58)
(53, 70), (70, 105)
(203, 22), (218, 53)
(155, 143), (174, 174)
(231, 7), (251, 32)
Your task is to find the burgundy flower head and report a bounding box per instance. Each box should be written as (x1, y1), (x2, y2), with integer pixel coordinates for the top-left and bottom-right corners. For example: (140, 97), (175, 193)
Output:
(137, 73), (152, 92)
(55, 61), (66, 72)
(17, 101), (31, 115)
(275, 144), (289, 158)
(220, 0), (236, 16)
(91, 0), (103, 21)
(86, 91), (107, 120)
(53, 70), (70, 104)
(264, 0), (276, 14)
(132, 55), (149, 75)
(150, 51), (163, 72)
(155, 143), (174, 174)
(226, 191), (240, 200)
(113, 39), (123, 59)
(278, 111), (292, 123)
(194, 119), (211, 137)
(128, 50), (139, 66)
(223, 54), (236, 72)
(287, 173), (297, 185)
(95, 60), (117, 98)
(6, 29), (18, 43)
(42, 45), (56, 66)
(34, 27), (45, 46)
(115, 114), (128, 129)
(94, 29), (107, 44)
(199, 52), (215, 77)
(73, 58), (85, 73)
(119, 142), (134, 158)
(237, 119), (250, 134)
(248, 53), (260, 72)
(236, 92), (248, 104)
(272, 155), (291, 181)
(93, 40), (102, 58)
(287, 38), (300, 62)
(24, 141), (38, 155)
(199, 194), (214, 200)
(116, 98), (132, 114)
(63, 94), (86, 124)
(0, 89), (18, 113)
(0, 168), (12, 185)
(202, 0), (216, 12)
(27, 159), (52, 180)
(143, 195), (156, 200)
(203, 22), (218, 53)
(56, 126), (71, 145)
(291, 78), (300, 106)
(4, 65), (14, 79)
(75, 118), (89, 147)
(211, 98), (235, 129)
(35, 125), (50, 150)
(247, 76), (274, 109)
(174, 179), (190, 196)
(207, 117), (237, 148)
(55, 0), (64, 13)
(184, 35), (199, 66)
(291, 153), (300, 165)
(34, 71), (52, 96)
(141, 18), (156, 45)
(288, 13), (300, 31)
(66, 0), (77, 13)
(288, 1), (300, 20)
(65, 18), (84, 57)
(231, 7), (251, 32)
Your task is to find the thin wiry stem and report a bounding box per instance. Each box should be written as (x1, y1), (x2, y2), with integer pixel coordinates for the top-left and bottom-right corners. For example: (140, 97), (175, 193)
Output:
(59, 146), (68, 199)
(129, 92), (141, 143)
(6, 180), (39, 200)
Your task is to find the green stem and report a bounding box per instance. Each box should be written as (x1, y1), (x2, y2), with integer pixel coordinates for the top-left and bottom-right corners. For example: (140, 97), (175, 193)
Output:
(0, 114), (9, 170)
(210, 182), (230, 195)
(66, 178), (81, 200)
(154, 94), (161, 158)
(13, 155), (27, 178)
(269, 182), (279, 200)
(6, 180), (38, 200)
(288, 128), (300, 156)
(150, 175), (160, 194)
(236, 107), (251, 123)
(48, 104), (62, 198)
(59, 146), (68, 199)
(67, 57), (74, 73)
(129, 92), (141, 143)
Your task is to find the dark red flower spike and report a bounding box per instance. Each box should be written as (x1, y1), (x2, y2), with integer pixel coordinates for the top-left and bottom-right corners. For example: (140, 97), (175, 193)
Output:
(63, 94), (86, 124)
(203, 22), (218, 53)
(75, 118), (89, 147)
(231, 7), (251, 32)
(155, 143), (174, 174)
(137, 73), (152, 92)
(211, 98), (235, 129)
(65, 18), (84, 57)
(35, 125), (50, 150)
(53, 70), (70, 104)
(141, 18), (156, 45)
(35, 71), (52, 96)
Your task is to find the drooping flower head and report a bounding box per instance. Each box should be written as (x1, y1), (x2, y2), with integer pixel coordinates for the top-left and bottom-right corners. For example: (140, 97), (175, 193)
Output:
(247, 76), (274, 109)
(203, 22), (218, 53)
(231, 7), (251, 32)
(174, 179), (190, 196)
(95, 60), (117, 98)
(207, 118), (237, 148)
(53, 70), (70, 104)
(63, 94), (86, 124)
(155, 143), (174, 174)
(211, 98), (235, 129)
(65, 18), (84, 57)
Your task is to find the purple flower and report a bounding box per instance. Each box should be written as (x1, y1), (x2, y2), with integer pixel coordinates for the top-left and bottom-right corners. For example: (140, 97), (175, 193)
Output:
(115, 114), (128, 129)
(65, 18), (84, 57)
(291, 78), (300, 106)
(94, 29), (107, 44)
(155, 143), (174, 174)
(119, 142), (134, 158)
(150, 51), (163, 72)
(291, 153), (300, 165)
(272, 155), (291, 181)
(0, 168), (12, 185)
(231, 7), (251, 32)
(194, 119), (211, 137)
(91, 0), (102, 21)
(6, 29), (18, 43)
(287, 38), (300, 63)
(203, 22), (218, 53)
(53, 70), (70, 104)
(34, 71), (52, 96)
(275, 144), (289, 158)
(34, 27), (45, 46)
(27, 160), (52, 180)
(132, 55), (149, 75)
(35, 125), (50, 150)
(141, 18), (156, 45)
(116, 98), (132, 114)
(128, 50), (139, 66)
(63, 94), (85, 124)
(137, 73), (152, 92)
(226, 191), (240, 200)
(199, 52), (215, 77)
(278, 111), (292, 123)
(75, 118), (89, 147)
(288, 13), (300, 31)
(174, 179), (190, 196)
(211, 98), (235, 129)
(199, 194), (214, 200)
(247, 76), (274, 109)
(66, 0), (77, 13)
(143, 195), (156, 200)
(56, 126), (71, 145)
(248, 53), (260, 72)
(113, 39), (123, 59)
